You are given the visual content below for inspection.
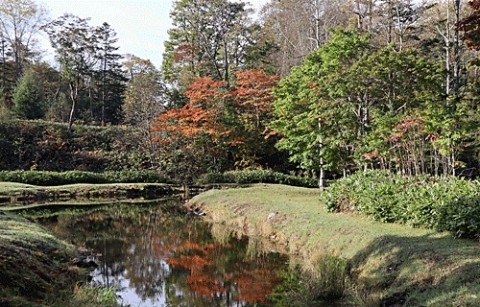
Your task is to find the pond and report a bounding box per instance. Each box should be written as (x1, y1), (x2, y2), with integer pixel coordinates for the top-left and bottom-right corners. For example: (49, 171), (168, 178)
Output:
(27, 198), (288, 306)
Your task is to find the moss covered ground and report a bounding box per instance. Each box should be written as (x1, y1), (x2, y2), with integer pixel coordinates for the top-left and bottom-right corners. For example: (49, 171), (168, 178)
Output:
(189, 184), (480, 306)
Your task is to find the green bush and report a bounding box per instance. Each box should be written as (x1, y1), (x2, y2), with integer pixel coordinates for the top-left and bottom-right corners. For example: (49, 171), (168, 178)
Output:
(0, 170), (174, 186)
(321, 170), (480, 239)
(197, 169), (317, 188)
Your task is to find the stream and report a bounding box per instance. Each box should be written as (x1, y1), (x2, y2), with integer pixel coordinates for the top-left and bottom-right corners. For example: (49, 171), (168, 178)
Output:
(26, 198), (288, 306)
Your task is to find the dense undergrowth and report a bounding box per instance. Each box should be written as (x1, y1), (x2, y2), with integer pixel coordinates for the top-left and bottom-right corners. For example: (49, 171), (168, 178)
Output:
(321, 170), (480, 239)
(0, 121), (315, 188)
(0, 169), (315, 188)
(0, 119), (150, 172)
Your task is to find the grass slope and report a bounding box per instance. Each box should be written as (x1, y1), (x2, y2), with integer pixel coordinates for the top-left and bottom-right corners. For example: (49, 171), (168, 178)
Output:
(190, 184), (480, 306)
(0, 182), (182, 208)
(0, 212), (75, 306)
(0, 182), (36, 192)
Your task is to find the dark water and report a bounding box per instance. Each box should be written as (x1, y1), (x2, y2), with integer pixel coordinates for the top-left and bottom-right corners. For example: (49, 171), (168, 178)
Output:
(30, 199), (288, 306)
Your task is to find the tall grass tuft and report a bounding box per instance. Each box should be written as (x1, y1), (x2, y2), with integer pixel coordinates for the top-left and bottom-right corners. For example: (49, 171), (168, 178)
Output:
(270, 254), (348, 306)
(72, 285), (119, 307)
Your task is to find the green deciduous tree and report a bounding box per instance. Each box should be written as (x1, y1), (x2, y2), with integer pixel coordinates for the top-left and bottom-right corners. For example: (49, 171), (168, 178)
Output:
(271, 30), (370, 188)
(271, 29), (449, 186)
(123, 55), (165, 157)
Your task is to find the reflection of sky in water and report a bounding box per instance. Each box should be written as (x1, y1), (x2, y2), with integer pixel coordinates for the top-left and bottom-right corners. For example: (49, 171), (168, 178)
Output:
(92, 257), (170, 307)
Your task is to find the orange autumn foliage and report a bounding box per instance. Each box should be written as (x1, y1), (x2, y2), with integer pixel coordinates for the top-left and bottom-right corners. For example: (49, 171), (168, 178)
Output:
(151, 76), (230, 145)
(151, 70), (279, 147)
(458, 0), (480, 51)
(150, 69), (280, 171)
(230, 70), (279, 132)
(167, 254), (210, 269)
(231, 69), (279, 117)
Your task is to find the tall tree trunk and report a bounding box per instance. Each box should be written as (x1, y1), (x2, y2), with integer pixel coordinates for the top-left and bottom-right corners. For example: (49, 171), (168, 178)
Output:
(102, 51), (107, 126)
(68, 82), (78, 132)
(1, 37), (5, 89)
(453, 0), (461, 97)
(318, 119), (324, 191)
(223, 36), (229, 86)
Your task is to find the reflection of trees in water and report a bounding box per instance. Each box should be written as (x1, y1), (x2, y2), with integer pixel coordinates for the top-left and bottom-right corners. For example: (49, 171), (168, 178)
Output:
(35, 202), (286, 305)
(163, 234), (284, 306)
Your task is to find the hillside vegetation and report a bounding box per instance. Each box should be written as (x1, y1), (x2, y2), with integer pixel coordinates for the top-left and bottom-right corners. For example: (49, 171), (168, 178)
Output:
(0, 120), (147, 172)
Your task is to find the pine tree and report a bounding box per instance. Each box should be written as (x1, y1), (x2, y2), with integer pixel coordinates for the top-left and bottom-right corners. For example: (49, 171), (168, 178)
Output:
(12, 68), (44, 119)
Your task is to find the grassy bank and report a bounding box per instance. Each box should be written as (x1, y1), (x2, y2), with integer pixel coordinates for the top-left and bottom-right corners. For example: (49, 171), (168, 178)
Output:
(0, 170), (174, 186)
(0, 212), (75, 306)
(0, 211), (119, 306)
(189, 184), (480, 306)
(0, 182), (183, 209)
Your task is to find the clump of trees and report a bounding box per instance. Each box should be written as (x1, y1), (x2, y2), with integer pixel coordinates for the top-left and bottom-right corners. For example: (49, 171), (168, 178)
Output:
(150, 70), (280, 184)
(1, 0), (480, 186)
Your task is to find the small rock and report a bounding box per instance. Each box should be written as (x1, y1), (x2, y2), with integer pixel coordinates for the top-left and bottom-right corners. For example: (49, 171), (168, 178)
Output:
(267, 212), (278, 221)
(186, 206), (206, 217)
(72, 252), (100, 268)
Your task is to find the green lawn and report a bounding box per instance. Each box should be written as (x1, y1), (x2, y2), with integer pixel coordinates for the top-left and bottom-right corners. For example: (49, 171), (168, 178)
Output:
(190, 184), (480, 306)
(0, 182), (36, 192)
(0, 182), (182, 209)
(0, 181), (172, 193)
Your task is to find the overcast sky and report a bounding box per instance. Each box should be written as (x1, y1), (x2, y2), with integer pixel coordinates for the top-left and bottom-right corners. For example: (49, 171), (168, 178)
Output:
(39, 0), (268, 69)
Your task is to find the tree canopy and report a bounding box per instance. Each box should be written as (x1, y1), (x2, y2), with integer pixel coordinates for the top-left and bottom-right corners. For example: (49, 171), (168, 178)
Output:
(0, 0), (480, 182)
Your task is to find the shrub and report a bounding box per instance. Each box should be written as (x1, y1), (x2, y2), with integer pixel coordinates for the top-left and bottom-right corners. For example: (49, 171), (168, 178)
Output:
(321, 170), (480, 239)
(437, 193), (480, 238)
(71, 285), (119, 307)
(197, 169), (317, 188)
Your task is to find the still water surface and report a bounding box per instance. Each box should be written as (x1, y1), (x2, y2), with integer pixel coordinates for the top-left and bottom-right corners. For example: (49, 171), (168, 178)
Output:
(30, 199), (287, 306)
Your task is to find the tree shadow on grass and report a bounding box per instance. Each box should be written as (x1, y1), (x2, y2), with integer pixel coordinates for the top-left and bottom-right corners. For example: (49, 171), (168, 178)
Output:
(349, 233), (480, 306)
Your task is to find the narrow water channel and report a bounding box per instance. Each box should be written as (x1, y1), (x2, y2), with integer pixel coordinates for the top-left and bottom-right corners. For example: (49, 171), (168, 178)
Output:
(28, 199), (288, 306)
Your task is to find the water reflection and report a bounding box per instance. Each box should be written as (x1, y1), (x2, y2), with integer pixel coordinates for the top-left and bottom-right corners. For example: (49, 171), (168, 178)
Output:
(32, 200), (287, 306)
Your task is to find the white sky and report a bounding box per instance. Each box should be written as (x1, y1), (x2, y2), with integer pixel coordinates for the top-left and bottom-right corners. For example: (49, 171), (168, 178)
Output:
(39, 0), (269, 69)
